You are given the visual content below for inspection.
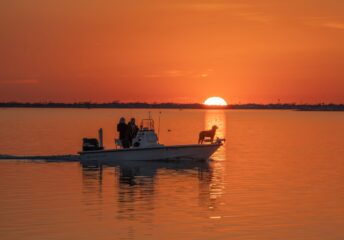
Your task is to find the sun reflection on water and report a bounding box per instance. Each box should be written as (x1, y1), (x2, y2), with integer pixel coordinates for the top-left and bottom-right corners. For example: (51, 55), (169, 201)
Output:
(205, 110), (226, 161)
(204, 110), (227, 209)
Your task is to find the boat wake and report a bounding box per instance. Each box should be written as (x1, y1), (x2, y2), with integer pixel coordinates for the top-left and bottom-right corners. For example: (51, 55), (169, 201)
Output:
(0, 154), (80, 161)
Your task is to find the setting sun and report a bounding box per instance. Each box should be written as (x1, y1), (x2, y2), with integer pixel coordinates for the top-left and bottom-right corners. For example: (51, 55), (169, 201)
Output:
(203, 97), (228, 106)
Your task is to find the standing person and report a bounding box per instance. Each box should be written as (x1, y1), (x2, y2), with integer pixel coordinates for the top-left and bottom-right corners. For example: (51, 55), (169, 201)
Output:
(127, 118), (139, 146)
(117, 117), (129, 148)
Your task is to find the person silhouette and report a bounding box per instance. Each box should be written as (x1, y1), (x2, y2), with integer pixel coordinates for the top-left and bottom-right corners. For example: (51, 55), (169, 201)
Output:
(127, 118), (139, 146)
(117, 117), (129, 148)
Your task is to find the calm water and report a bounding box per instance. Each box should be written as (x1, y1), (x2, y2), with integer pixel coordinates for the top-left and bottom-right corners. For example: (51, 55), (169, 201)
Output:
(0, 108), (344, 239)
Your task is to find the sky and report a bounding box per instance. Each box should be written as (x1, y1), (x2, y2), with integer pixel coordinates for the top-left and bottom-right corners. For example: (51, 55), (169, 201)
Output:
(0, 0), (343, 104)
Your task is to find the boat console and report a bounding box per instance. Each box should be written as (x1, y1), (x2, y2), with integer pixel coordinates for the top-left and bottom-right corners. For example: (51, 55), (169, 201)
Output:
(132, 119), (162, 148)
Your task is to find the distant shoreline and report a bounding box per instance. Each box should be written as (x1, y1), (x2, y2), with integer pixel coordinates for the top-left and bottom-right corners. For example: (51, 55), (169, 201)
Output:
(0, 102), (343, 111)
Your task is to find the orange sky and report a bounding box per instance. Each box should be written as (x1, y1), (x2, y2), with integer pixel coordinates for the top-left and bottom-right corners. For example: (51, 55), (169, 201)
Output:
(0, 0), (343, 104)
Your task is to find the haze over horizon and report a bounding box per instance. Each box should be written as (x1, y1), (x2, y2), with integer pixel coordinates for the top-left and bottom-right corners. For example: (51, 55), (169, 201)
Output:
(1, 0), (343, 104)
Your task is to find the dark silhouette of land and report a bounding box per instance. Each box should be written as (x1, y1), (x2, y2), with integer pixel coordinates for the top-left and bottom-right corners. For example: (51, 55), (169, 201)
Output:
(0, 101), (343, 111)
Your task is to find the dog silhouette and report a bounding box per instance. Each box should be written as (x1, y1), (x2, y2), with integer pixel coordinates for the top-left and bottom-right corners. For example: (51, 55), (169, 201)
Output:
(198, 125), (218, 144)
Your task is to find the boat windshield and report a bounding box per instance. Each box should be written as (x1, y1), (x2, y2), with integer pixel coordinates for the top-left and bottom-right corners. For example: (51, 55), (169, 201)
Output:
(140, 119), (154, 131)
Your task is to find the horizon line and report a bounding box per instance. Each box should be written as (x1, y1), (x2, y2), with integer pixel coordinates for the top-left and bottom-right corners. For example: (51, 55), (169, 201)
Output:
(0, 101), (343, 105)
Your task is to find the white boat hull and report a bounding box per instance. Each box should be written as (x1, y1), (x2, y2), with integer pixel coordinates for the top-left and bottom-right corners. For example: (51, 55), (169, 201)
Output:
(79, 143), (222, 162)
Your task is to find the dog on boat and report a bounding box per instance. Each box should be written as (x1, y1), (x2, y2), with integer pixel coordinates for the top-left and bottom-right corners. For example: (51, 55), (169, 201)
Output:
(198, 125), (218, 144)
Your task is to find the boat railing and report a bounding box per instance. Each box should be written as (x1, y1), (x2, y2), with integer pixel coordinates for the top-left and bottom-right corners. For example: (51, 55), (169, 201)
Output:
(140, 119), (154, 131)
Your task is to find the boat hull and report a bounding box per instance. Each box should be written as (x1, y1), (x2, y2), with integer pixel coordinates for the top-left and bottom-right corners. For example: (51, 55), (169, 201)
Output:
(79, 144), (221, 162)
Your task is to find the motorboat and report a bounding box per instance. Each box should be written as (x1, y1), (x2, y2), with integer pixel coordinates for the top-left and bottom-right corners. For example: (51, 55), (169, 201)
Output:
(79, 118), (224, 163)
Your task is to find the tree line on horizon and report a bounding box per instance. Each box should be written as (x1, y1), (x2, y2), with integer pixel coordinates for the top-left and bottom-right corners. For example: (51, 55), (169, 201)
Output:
(0, 101), (343, 111)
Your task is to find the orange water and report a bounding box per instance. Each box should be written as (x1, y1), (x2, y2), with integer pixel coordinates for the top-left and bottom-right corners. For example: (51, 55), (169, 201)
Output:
(0, 108), (344, 239)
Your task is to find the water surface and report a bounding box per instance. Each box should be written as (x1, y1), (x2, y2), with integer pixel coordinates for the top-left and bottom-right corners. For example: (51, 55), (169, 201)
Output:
(0, 108), (344, 239)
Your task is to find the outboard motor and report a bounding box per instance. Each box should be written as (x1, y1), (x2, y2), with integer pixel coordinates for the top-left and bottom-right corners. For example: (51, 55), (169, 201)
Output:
(82, 128), (104, 151)
(82, 138), (103, 151)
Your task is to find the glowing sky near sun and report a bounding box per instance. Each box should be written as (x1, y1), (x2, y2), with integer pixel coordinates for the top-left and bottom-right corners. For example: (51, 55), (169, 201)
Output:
(0, 0), (343, 103)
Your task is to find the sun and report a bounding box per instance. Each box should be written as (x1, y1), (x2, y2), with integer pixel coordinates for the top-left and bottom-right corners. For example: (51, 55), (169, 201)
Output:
(203, 97), (228, 106)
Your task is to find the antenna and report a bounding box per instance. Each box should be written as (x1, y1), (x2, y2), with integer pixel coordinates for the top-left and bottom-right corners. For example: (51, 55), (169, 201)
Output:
(158, 111), (161, 142)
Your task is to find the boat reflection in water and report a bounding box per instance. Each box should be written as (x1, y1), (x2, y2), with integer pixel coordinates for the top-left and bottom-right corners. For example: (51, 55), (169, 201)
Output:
(81, 160), (212, 221)
(81, 160), (212, 190)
